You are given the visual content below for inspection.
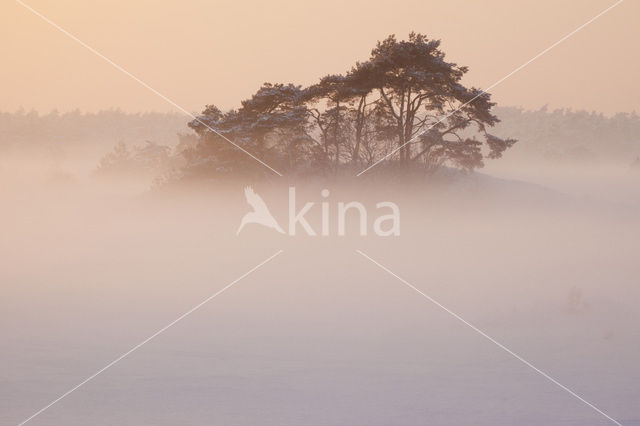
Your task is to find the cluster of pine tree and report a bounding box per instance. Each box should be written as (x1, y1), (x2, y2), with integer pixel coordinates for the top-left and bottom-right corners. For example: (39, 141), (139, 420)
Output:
(183, 33), (516, 178)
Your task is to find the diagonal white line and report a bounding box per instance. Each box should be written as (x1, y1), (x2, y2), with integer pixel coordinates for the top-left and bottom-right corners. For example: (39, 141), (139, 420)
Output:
(357, 0), (625, 176)
(17, 250), (284, 426)
(15, 0), (283, 177)
(355, 249), (622, 425)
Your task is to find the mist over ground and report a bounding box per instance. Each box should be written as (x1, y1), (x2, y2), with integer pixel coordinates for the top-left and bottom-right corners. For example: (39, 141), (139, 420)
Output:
(1, 110), (639, 425)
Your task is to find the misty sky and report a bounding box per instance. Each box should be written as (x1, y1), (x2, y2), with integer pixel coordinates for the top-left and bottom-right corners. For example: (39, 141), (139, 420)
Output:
(1, 0), (638, 115)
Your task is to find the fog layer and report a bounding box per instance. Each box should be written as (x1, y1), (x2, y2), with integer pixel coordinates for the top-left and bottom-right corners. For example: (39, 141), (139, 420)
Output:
(1, 132), (639, 425)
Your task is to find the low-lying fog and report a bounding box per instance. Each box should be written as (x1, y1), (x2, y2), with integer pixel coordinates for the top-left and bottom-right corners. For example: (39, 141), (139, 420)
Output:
(1, 148), (639, 425)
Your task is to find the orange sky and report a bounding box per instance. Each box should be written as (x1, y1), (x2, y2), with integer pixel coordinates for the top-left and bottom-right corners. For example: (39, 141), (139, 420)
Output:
(1, 0), (638, 115)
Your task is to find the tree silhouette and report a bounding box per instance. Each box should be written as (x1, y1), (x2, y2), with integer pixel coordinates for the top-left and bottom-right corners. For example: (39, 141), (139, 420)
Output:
(185, 33), (516, 177)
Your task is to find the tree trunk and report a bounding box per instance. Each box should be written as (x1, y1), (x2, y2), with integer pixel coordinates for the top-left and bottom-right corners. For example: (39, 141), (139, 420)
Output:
(351, 95), (365, 164)
(334, 100), (340, 169)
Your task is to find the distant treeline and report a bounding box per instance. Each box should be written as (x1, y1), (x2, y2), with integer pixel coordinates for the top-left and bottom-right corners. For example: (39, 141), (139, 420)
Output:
(492, 106), (640, 163)
(2, 107), (638, 165)
(0, 109), (186, 155)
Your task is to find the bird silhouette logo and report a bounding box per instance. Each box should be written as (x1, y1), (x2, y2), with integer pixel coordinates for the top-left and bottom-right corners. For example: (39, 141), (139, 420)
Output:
(237, 186), (285, 235)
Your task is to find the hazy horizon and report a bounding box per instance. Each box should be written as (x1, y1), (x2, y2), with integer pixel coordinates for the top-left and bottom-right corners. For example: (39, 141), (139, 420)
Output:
(3, 103), (638, 117)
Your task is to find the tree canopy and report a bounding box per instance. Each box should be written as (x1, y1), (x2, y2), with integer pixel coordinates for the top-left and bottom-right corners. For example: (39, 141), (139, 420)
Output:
(184, 33), (516, 178)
